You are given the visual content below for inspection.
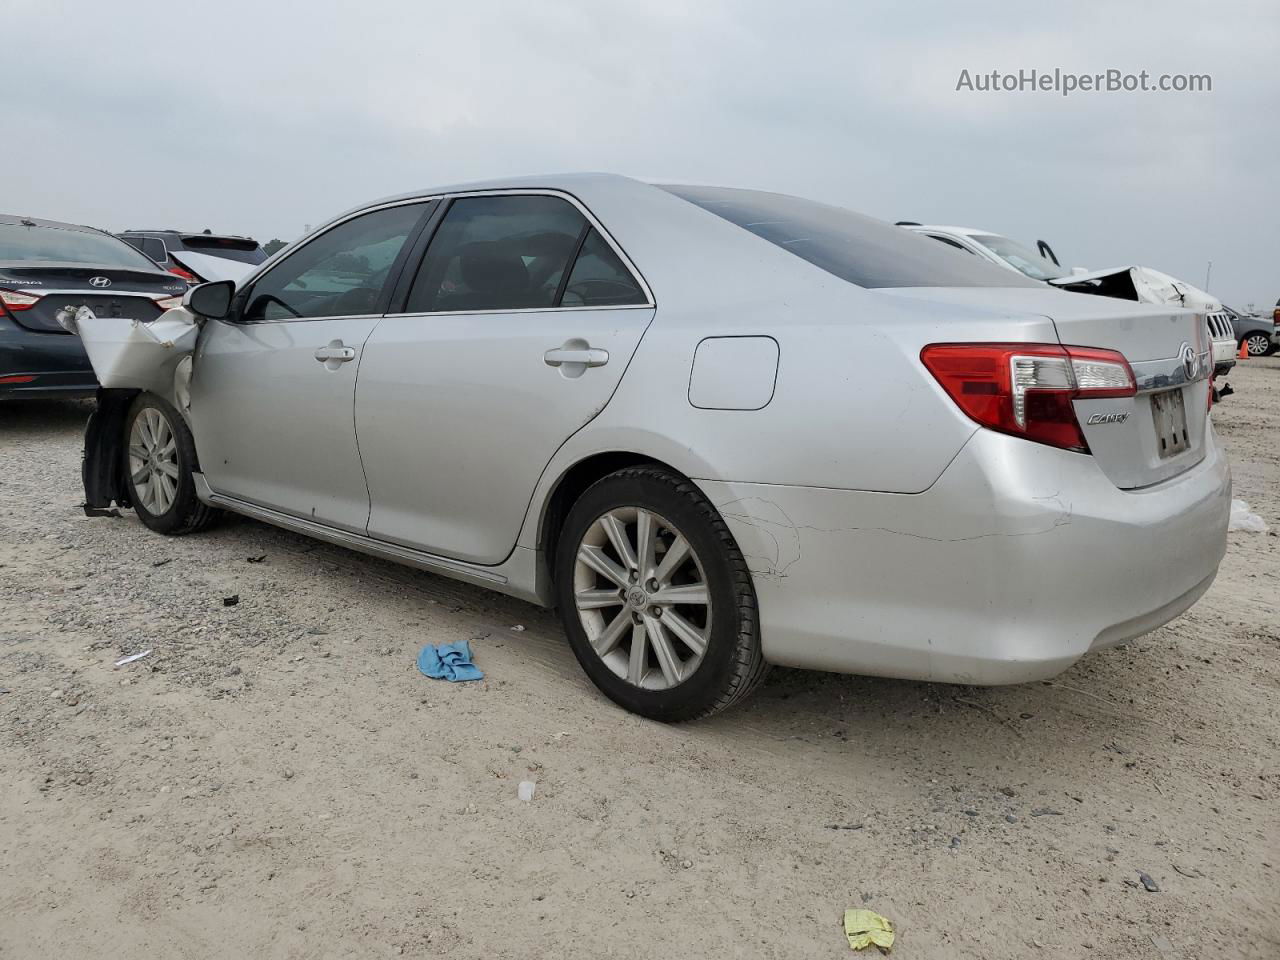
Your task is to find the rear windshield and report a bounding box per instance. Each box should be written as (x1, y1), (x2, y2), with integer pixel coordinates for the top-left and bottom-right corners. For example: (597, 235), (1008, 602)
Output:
(0, 222), (159, 269)
(180, 236), (267, 264)
(660, 186), (1040, 289)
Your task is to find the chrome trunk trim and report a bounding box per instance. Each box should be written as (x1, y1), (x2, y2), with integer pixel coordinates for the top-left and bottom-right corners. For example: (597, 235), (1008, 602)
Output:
(1129, 351), (1211, 394)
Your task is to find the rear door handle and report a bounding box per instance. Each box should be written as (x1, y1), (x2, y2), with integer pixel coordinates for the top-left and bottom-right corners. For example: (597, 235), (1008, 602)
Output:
(543, 347), (609, 368)
(315, 340), (357, 368)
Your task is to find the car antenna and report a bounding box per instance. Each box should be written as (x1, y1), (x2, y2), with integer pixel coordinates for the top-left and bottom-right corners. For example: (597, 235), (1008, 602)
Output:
(894, 221), (921, 227)
(20, 218), (36, 227)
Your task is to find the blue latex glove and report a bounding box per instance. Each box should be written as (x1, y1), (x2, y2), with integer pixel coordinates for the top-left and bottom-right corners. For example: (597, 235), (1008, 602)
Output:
(417, 640), (484, 682)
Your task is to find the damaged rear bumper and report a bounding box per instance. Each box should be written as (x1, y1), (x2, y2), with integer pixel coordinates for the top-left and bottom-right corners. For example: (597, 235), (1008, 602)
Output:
(700, 425), (1231, 685)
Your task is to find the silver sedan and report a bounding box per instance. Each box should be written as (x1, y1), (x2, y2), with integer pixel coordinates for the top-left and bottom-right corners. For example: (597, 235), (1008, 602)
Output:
(90, 174), (1231, 720)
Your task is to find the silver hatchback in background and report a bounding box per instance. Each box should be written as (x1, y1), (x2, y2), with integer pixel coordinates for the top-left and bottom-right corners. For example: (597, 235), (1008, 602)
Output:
(82, 174), (1231, 721)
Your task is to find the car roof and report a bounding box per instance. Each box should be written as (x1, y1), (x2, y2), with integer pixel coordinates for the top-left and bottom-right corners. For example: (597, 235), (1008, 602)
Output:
(0, 214), (107, 234)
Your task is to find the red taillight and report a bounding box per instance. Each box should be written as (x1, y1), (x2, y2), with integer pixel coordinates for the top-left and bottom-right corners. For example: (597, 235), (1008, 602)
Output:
(921, 343), (1136, 453)
(0, 374), (38, 384)
(169, 265), (198, 283)
(0, 288), (41, 312)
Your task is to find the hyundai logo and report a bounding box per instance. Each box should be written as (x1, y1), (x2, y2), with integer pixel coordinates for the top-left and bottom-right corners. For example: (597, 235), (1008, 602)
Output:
(88, 276), (112, 288)
(1178, 341), (1198, 381)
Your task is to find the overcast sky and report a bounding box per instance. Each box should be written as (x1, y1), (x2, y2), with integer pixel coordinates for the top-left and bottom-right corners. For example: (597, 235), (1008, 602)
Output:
(6, 0), (1277, 309)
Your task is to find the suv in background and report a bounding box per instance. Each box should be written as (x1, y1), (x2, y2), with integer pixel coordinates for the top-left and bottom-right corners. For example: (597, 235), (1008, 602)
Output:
(117, 229), (267, 283)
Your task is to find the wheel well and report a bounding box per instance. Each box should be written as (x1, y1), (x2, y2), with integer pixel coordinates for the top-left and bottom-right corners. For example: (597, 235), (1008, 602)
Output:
(540, 452), (681, 583)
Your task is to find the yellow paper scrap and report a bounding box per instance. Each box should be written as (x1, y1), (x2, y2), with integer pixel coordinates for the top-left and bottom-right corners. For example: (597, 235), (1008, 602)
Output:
(844, 908), (894, 952)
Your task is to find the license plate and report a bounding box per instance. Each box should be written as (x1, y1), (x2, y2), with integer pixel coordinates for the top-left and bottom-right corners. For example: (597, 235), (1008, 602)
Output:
(1151, 388), (1189, 458)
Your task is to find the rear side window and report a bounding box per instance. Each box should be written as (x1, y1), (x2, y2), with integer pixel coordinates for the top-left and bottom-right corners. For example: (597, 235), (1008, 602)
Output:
(127, 236), (167, 262)
(244, 203), (426, 321)
(560, 228), (646, 307)
(406, 196), (588, 313)
(661, 185), (1040, 289)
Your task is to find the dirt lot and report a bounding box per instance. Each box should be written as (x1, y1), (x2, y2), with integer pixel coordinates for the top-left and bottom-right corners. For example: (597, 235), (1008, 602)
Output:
(2, 361), (1278, 960)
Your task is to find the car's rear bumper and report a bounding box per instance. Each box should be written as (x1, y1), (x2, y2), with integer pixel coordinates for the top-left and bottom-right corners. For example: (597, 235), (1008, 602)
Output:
(700, 424), (1231, 684)
(0, 315), (97, 398)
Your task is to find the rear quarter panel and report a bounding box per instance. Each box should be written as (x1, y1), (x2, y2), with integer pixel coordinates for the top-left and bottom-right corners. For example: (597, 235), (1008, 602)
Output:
(515, 180), (1061, 549)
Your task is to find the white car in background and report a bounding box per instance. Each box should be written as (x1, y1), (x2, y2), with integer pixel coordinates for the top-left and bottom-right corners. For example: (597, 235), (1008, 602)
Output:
(903, 224), (1238, 379)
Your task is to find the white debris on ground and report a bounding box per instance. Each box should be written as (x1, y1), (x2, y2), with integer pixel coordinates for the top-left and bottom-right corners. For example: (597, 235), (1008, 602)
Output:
(1229, 498), (1269, 533)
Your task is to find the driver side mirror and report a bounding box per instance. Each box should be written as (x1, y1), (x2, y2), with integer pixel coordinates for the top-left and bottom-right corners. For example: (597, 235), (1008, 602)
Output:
(183, 280), (235, 319)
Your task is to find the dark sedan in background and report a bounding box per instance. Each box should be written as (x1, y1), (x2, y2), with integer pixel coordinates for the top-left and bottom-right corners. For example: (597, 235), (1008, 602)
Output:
(0, 216), (187, 399)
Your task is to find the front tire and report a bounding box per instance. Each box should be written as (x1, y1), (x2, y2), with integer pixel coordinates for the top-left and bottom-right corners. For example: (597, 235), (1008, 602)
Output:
(123, 392), (218, 535)
(554, 466), (768, 721)
(1243, 332), (1273, 357)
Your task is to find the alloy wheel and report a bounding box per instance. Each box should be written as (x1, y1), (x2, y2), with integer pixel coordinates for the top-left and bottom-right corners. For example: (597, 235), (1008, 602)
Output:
(128, 407), (180, 515)
(572, 506), (711, 690)
(1245, 334), (1271, 356)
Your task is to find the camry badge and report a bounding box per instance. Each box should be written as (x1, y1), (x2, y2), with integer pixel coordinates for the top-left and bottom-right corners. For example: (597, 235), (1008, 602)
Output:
(89, 276), (112, 288)
(1087, 412), (1129, 425)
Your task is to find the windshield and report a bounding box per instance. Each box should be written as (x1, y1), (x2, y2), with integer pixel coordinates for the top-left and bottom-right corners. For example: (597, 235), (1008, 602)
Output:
(969, 234), (1069, 281)
(661, 186), (1039, 289)
(0, 222), (160, 269)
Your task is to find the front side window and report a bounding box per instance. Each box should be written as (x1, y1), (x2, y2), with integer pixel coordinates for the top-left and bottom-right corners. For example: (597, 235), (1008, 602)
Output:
(406, 195), (589, 313)
(244, 203), (427, 321)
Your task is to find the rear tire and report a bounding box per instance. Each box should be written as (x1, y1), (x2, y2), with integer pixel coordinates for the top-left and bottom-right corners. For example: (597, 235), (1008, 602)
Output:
(554, 466), (768, 721)
(123, 392), (218, 535)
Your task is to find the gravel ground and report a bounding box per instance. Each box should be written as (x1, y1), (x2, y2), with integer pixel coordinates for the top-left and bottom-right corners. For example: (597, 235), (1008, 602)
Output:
(2, 360), (1278, 959)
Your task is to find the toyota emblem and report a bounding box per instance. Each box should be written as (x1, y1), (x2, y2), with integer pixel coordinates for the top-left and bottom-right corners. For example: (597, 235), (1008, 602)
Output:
(88, 276), (111, 288)
(1178, 341), (1197, 381)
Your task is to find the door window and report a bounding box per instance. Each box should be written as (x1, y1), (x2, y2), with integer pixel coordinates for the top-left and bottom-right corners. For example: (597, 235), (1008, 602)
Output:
(405, 195), (589, 313)
(244, 203), (427, 321)
(559, 228), (647, 307)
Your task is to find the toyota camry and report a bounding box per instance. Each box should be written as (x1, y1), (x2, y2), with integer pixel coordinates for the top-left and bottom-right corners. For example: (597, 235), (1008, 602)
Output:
(80, 174), (1231, 720)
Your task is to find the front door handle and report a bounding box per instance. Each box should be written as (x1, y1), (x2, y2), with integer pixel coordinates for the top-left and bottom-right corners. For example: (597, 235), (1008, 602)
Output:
(543, 346), (609, 368)
(315, 340), (357, 370)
